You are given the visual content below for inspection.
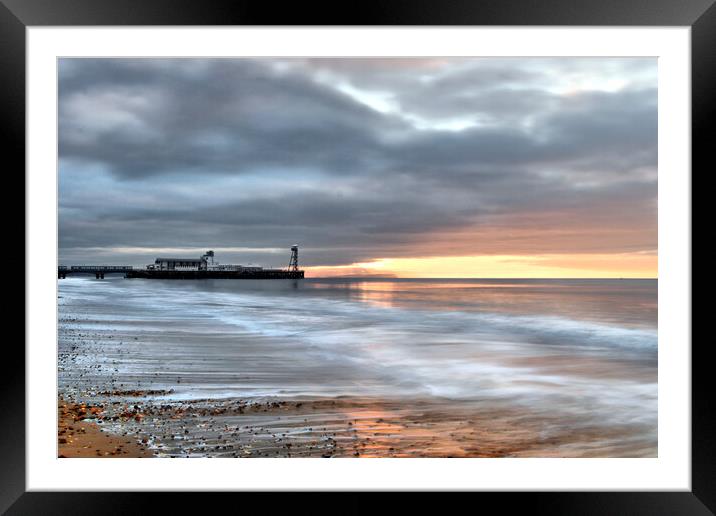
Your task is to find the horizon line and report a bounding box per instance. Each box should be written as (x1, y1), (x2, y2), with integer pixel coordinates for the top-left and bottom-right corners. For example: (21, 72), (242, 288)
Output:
(303, 276), (658, 280)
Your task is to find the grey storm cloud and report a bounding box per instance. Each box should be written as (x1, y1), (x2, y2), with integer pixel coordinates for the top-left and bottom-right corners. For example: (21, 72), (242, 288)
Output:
(58, 58), (657, 267)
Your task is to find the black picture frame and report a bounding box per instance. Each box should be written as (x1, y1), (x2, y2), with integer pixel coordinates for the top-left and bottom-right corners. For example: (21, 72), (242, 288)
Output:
(5, 0), (711, 513)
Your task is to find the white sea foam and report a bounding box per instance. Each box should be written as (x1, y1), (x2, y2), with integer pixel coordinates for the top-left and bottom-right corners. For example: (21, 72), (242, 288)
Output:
(58, 277), (657, 431)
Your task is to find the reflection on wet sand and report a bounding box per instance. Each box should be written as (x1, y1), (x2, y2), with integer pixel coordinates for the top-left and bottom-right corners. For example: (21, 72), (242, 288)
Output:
(64, 395), (654, 458)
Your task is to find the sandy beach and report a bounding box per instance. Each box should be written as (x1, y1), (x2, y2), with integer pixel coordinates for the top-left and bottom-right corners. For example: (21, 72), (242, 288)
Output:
(58, 397), (152, 458)
(59, 393), (653, 458)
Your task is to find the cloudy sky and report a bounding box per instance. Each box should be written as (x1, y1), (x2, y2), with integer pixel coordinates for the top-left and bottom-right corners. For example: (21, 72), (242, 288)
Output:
(58, 58), (657, 278)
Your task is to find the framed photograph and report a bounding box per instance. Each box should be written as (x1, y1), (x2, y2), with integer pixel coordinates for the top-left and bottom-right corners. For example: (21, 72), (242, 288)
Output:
(8, 0), (711, 512)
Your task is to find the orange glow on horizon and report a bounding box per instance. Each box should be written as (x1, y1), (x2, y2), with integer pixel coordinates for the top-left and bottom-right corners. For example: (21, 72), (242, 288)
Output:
(304, 253), (657, 279)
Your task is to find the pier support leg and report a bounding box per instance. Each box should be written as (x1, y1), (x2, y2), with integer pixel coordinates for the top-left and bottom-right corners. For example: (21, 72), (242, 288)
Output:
(100, 273), (105, 279)
(95, 273), (100, 279)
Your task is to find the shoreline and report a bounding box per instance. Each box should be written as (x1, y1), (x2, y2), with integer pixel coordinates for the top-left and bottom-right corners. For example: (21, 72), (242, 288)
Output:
(57, 278), (657, 458)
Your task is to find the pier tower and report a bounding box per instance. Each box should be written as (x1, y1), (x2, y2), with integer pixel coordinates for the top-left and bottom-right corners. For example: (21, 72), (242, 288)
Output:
(288, 245), (299, 272)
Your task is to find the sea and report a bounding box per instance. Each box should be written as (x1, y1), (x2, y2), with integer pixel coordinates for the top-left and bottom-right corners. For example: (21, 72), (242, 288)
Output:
(58, 277), (657, 457)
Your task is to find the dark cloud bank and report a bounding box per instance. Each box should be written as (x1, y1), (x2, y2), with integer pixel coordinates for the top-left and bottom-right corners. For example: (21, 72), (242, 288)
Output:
(58, 58), (657, 267)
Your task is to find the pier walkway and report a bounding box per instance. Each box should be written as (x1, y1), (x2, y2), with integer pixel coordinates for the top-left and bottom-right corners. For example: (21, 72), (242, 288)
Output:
(58, 266), (133, 279)
(58, 265), (303, 280)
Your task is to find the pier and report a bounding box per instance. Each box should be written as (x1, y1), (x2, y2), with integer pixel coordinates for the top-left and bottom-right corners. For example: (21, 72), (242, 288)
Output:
(58, 266), (134, 279)
(59, 246), (304, 280)
(58, 265), (304, 280)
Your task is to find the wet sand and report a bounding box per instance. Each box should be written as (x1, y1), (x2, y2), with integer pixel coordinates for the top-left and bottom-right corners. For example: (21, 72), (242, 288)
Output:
(54, 394), (536, 458)
(58, 391), (654, 458)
